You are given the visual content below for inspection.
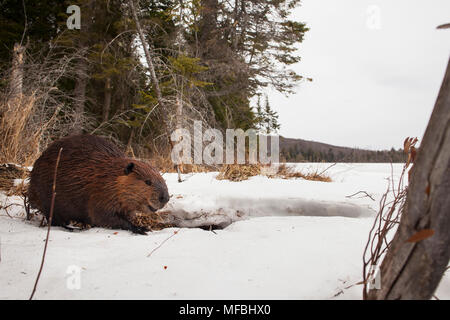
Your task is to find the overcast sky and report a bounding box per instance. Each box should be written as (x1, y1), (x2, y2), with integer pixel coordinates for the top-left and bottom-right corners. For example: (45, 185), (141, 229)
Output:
(268, 0), (450, 150)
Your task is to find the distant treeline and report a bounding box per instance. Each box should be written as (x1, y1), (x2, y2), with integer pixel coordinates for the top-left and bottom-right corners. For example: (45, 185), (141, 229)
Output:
(279, 137), (406, 163)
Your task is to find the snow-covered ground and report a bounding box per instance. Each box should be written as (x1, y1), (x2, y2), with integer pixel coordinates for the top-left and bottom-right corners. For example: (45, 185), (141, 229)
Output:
(0, 163), (448, 299)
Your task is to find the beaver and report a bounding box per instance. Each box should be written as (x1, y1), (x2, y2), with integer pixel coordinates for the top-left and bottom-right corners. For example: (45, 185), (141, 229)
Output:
(28, 134), (169, 234)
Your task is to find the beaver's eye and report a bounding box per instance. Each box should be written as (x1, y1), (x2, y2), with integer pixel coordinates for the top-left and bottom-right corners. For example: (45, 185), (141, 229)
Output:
(145, 180), (152, 186)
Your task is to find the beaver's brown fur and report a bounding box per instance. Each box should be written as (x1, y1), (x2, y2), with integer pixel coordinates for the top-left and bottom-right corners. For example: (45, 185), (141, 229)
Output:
(28, 134), (169, 234)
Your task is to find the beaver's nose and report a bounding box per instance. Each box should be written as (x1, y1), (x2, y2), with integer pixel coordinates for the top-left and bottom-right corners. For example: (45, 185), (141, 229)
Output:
(159, 191), (169, 205)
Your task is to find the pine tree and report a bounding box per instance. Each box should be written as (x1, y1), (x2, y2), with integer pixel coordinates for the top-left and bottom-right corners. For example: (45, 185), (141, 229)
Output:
(181, 0), (308, 130)
(263, 95), (280, 134)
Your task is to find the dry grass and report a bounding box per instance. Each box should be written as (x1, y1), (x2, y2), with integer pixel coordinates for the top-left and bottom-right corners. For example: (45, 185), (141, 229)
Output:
(0, 94), (42, 166)
(0, 44), (95, 168)
(276, 163), (332, 182)
(7, 180), (29, 198)
(0, 163), (30, 193)
(216, 163), (261, 182)
(145, 154), (175, 173)
(132, 211), (172, 231)
(216, 162), (332, 182)
(147, 153), (218, 174)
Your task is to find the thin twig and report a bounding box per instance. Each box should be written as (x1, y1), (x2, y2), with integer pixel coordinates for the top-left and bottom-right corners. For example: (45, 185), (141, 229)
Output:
(19, 0), (28, 46)
(317, 162), (337, 176)
(29, 147), (62, 300)
(1, 204), (14, 218)
(346, 191), (375, 201)
(362, 139), (415, 299)
(209, 225), (217, 234)
(147, 229), (180, 258)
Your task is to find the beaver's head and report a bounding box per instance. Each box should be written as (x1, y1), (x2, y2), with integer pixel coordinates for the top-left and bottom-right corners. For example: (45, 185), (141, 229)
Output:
(116, 160), (169, 214)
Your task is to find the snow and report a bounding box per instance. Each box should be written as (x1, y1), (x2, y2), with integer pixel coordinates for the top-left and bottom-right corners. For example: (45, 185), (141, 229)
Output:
(162, 163), (394, 228)
(0, 163), (448, 299)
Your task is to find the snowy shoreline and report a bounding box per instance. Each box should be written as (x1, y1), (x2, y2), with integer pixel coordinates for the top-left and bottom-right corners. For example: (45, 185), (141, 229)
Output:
(1, 163), (448, 299)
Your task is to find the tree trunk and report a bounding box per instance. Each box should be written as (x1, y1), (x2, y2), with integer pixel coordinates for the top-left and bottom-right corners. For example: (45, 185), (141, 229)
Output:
(128, 0), (176, 166)
(368, 57), (450, 300)
(71, 1), (92, 135)
(128, 0), (167, 120)
(128, 0), (168, 127)
(103, 77), (112, 122)
(72, 59), (87, 134)
(9, 43), (25, 101)
(199, 0), (219, 44)
(176, 92), (183, 182)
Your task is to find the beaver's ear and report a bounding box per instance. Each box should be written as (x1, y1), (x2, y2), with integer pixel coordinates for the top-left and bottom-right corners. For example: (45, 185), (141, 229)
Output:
(124, 162), (134, 175)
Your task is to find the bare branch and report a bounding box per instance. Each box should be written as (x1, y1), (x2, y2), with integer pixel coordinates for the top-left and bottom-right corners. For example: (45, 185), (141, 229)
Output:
(29, 147), (62, 300)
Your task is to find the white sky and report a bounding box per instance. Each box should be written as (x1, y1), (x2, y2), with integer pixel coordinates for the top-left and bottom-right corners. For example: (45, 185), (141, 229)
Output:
(268, 0), (450, 150)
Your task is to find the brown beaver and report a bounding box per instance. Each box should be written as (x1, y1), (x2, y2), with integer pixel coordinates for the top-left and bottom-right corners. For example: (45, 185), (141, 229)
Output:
(28, 134), (169, 234)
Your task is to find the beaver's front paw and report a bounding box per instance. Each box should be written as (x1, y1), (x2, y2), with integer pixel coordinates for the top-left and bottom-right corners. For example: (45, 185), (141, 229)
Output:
(130, 224), (150, 235)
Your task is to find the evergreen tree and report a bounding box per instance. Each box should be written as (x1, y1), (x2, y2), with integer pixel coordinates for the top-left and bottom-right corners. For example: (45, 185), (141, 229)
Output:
(182, 0), (308, 130)
(262, 95), (280, 134)
(0, 0), (310, 157)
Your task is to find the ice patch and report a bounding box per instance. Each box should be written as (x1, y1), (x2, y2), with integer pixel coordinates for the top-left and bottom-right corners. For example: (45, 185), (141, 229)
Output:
(160, 166), (384, 228)
(164, 195), (374, 228)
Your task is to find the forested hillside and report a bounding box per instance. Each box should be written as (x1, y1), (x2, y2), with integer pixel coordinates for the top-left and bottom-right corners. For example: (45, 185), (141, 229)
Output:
(280, 137), (406, 162)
